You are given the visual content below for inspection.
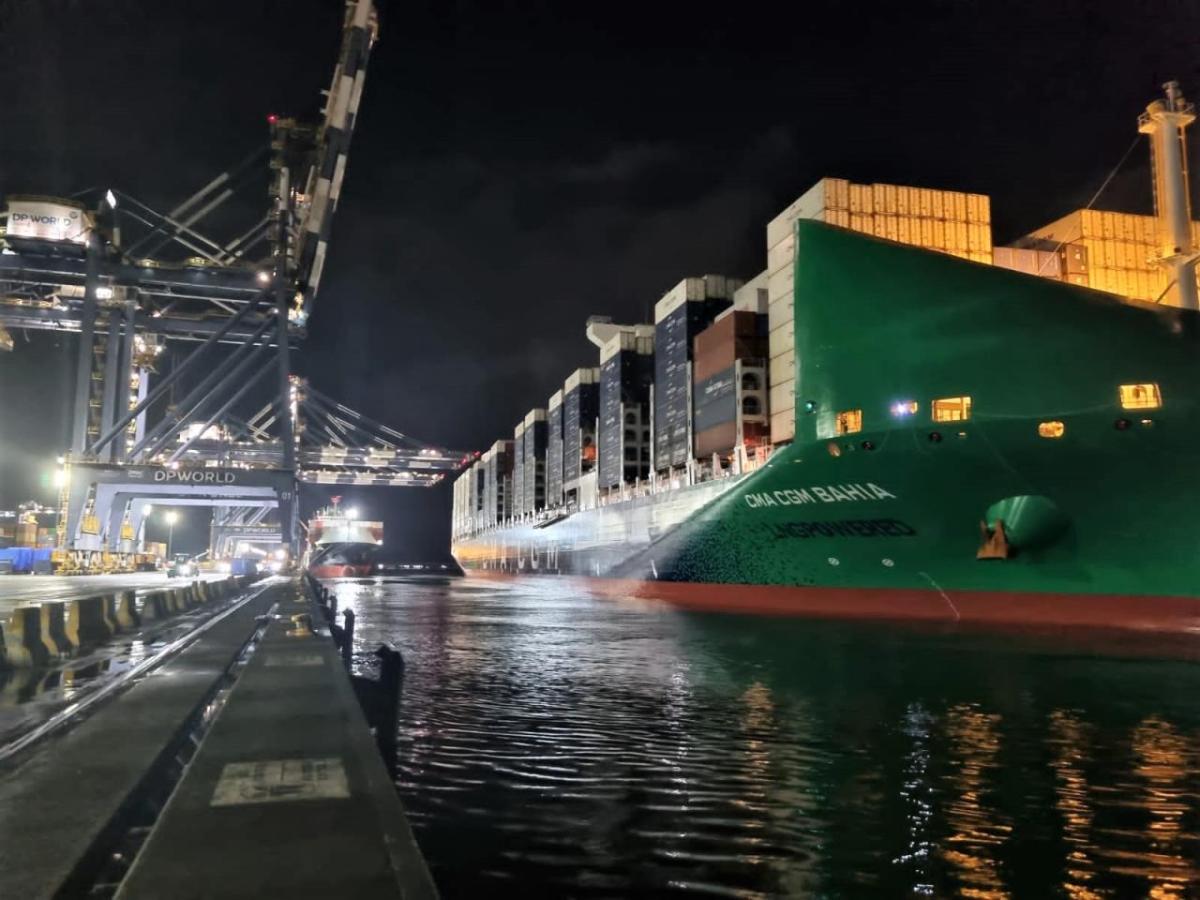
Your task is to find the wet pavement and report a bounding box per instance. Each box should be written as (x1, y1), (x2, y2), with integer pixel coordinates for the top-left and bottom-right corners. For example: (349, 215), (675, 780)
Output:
(0, 572), (224, 614)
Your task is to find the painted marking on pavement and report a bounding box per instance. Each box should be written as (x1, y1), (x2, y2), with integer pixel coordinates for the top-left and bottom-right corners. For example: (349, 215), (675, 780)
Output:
(211, 757), (350, 806)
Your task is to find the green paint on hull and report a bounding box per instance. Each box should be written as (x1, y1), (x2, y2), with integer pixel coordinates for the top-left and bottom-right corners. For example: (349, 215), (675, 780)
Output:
(455, 221), (1200, 611)
(624, 221), (1200, 598)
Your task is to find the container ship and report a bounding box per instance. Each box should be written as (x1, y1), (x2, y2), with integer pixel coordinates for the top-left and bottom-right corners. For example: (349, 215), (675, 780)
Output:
(305, 498), (384, 578)
(452, 83), (1200, 633)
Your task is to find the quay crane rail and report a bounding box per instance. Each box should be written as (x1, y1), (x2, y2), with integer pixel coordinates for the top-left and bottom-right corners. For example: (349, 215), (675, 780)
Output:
(0, 1), (470, 572)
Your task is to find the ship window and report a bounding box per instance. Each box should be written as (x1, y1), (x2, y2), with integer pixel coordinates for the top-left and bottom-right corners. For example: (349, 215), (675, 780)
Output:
(741, 373), (760, 391)
(1038, 420), (1065, 439)
(835, 409), (862, 435)
(624, 447), (638, 461)
(625, 412), (637, 425)
(742, 397), (762, 415)
(1119, 383), (1161, 410)
(932, 396), (972, 422)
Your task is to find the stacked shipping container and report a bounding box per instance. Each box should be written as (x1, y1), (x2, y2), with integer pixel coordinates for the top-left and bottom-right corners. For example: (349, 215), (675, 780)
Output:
(652, 276), (739, 473)
(523, 409), (548, 514)
(598, 328), (655, 490)
(562, 367), (600, 505)
(1016, 209), (1200, 303)
(482, 440), (514, 527)
(512, 421), (525, 519)
(766, 177), (993, 443)
(692, 310), (769, 458)
(545, 391), (564, 510)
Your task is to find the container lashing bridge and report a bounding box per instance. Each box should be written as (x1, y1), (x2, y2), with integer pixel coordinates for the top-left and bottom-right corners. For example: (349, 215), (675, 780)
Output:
(0, 0), (468, 572)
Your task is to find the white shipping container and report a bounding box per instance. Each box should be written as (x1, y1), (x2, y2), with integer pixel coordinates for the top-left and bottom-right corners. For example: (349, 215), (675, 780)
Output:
(767, 266), (794, 305)
(770, 410), (795, 444)
(767, 178), (849, 246)
(769, 380), (795, 415)
(767, 233), (794, 276)
(769, 350), (794, 387)
(768, 313), (794, 357)
(654, 275), (741, 322)
(598, 329), (654, 364)
(732, 272), (769, 313)
(548, 389), (563, 411)
(564, 367), (600, 392)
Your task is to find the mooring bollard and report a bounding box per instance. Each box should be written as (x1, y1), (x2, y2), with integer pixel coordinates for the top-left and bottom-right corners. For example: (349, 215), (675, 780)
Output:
(341, 609), (355, 669)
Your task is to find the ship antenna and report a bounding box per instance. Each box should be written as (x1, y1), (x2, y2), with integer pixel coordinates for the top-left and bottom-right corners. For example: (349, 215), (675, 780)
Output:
(1139, 81), (1199, 310)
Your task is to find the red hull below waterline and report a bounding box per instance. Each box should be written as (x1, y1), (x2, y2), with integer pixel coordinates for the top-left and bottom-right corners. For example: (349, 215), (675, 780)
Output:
(464, 570), (1200, 636)
(309, 563), (374, 578)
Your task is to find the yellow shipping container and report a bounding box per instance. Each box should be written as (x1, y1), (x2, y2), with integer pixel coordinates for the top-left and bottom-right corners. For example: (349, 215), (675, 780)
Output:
(897, 216), (913, 244)
(849, 183), (872, 214)
(884, 215), (899, 242)
(828, 179), (851, 210)
(931, 219), (946, 250)
(952, 192), (968, 222)
(919, 218), (934, 247)
(970, 194), (991, 223)
(827, 209), (850, 228)
(1100, 211), (1116, 240)
(967, 222), (986, 252)
(930, 191), (944, 220)
(918, 189), (933, 218)
(896, 186), (912, 216)
(884, 183), (899, 214)
(951, 221), (969, 253)
(1078, 209), (1101, 238)
(1134, 270), (1151, 300)
(849, 213), (871, 234)
(872, 216), (888, 238)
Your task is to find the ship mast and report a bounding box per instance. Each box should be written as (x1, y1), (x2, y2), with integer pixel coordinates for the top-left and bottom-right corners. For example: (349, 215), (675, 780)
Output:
(1139, 81), (1198, 310)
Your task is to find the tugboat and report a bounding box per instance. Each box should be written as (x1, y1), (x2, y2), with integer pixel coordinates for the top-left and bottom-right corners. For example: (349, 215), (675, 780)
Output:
(306, 497), (384, 578)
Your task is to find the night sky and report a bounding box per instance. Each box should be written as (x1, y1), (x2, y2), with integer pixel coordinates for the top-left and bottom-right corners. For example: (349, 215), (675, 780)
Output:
(1, 0), (1198, 557)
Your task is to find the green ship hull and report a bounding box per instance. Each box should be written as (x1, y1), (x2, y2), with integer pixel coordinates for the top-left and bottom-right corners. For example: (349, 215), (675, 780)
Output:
(454, 222), (1200, 631)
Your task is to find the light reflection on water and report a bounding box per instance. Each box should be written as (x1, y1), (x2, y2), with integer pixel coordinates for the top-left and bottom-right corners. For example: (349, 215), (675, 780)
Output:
(334, 576), (1200, 898)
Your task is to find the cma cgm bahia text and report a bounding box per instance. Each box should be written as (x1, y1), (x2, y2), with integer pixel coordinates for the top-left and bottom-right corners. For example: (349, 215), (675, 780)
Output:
(453, 220), (1200, 633)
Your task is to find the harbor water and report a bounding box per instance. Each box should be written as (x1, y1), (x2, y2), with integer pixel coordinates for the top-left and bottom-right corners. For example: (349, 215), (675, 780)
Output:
(332, 575), (1200, 898)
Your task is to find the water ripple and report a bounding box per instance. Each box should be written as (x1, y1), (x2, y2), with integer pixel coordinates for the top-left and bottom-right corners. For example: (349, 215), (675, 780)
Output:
(336, 576), (1200, 898)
